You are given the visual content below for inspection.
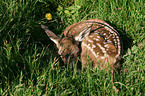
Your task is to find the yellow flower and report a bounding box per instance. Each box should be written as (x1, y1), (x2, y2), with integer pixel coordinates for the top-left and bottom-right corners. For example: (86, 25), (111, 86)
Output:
(45, 13), (52, 20)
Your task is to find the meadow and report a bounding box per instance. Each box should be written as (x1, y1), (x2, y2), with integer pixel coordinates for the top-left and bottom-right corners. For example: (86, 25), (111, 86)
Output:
(0, 0), (144, 95)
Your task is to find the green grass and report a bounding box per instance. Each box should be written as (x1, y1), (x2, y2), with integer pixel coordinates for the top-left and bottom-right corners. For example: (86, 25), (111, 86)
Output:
(0, 0), (144, 95)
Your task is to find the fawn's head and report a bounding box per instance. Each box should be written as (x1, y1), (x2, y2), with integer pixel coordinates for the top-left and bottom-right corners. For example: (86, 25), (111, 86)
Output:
(41, 24), (92, 64)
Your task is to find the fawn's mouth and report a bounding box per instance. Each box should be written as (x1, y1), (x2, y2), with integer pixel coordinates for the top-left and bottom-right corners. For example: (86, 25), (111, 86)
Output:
(60, 55), (77, 64)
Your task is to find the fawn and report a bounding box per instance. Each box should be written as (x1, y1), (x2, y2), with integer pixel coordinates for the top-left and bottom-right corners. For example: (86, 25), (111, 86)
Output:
(41, 19), (122, 93)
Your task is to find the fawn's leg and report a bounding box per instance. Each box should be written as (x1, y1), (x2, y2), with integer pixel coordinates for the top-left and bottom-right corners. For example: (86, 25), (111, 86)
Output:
(111, 70), (119, 94)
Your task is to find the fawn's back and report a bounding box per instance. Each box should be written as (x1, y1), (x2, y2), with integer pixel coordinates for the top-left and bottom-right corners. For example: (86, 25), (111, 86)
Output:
(41, 19), (122, 70)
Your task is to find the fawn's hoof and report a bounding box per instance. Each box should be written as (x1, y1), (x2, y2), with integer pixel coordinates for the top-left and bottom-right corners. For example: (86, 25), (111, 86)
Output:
(113, 85), (119, 94)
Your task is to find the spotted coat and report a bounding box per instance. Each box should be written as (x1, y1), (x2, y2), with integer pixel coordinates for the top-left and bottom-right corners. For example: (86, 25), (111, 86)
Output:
(63, 19), (122, 69)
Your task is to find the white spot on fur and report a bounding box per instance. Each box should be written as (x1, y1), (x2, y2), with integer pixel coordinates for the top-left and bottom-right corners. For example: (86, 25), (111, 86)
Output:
(97, 43), (108, 57)
(102, 50), (106, 54)
(82, 42), (98, 58)
(88, 39), (93, 43)
(112, 36), (115, 39)
(93, 38), (96, 40)
(95, 39), (99, 41)
(87, 24), (91, 27)
(103, 33), (106, 35)
(105, 34), (112, 39)
(89, 35), (93, 38)
(114, 39), (117, 44)
(104, 44), (108, 47)
(101, 56), (105, 59)
(114, 38), (121, 61)
(117, 41), (121, 55)
(116, 36), (119, 39)
(107, 40), (112, 43)
(105, 26), (109, 30)
(92, 45), (96, 48)
(90, 48), (93, 52)
(97, 36), (100, 38)
(94, 33), (98, 35)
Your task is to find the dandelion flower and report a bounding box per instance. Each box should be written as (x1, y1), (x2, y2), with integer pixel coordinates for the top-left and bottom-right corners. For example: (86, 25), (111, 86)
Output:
(45, 13), (52, 20)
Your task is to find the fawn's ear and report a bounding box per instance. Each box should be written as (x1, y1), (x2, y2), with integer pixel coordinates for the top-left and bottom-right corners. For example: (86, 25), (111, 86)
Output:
(74, 24), (93, 42)
(41, 24), (60, 45)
